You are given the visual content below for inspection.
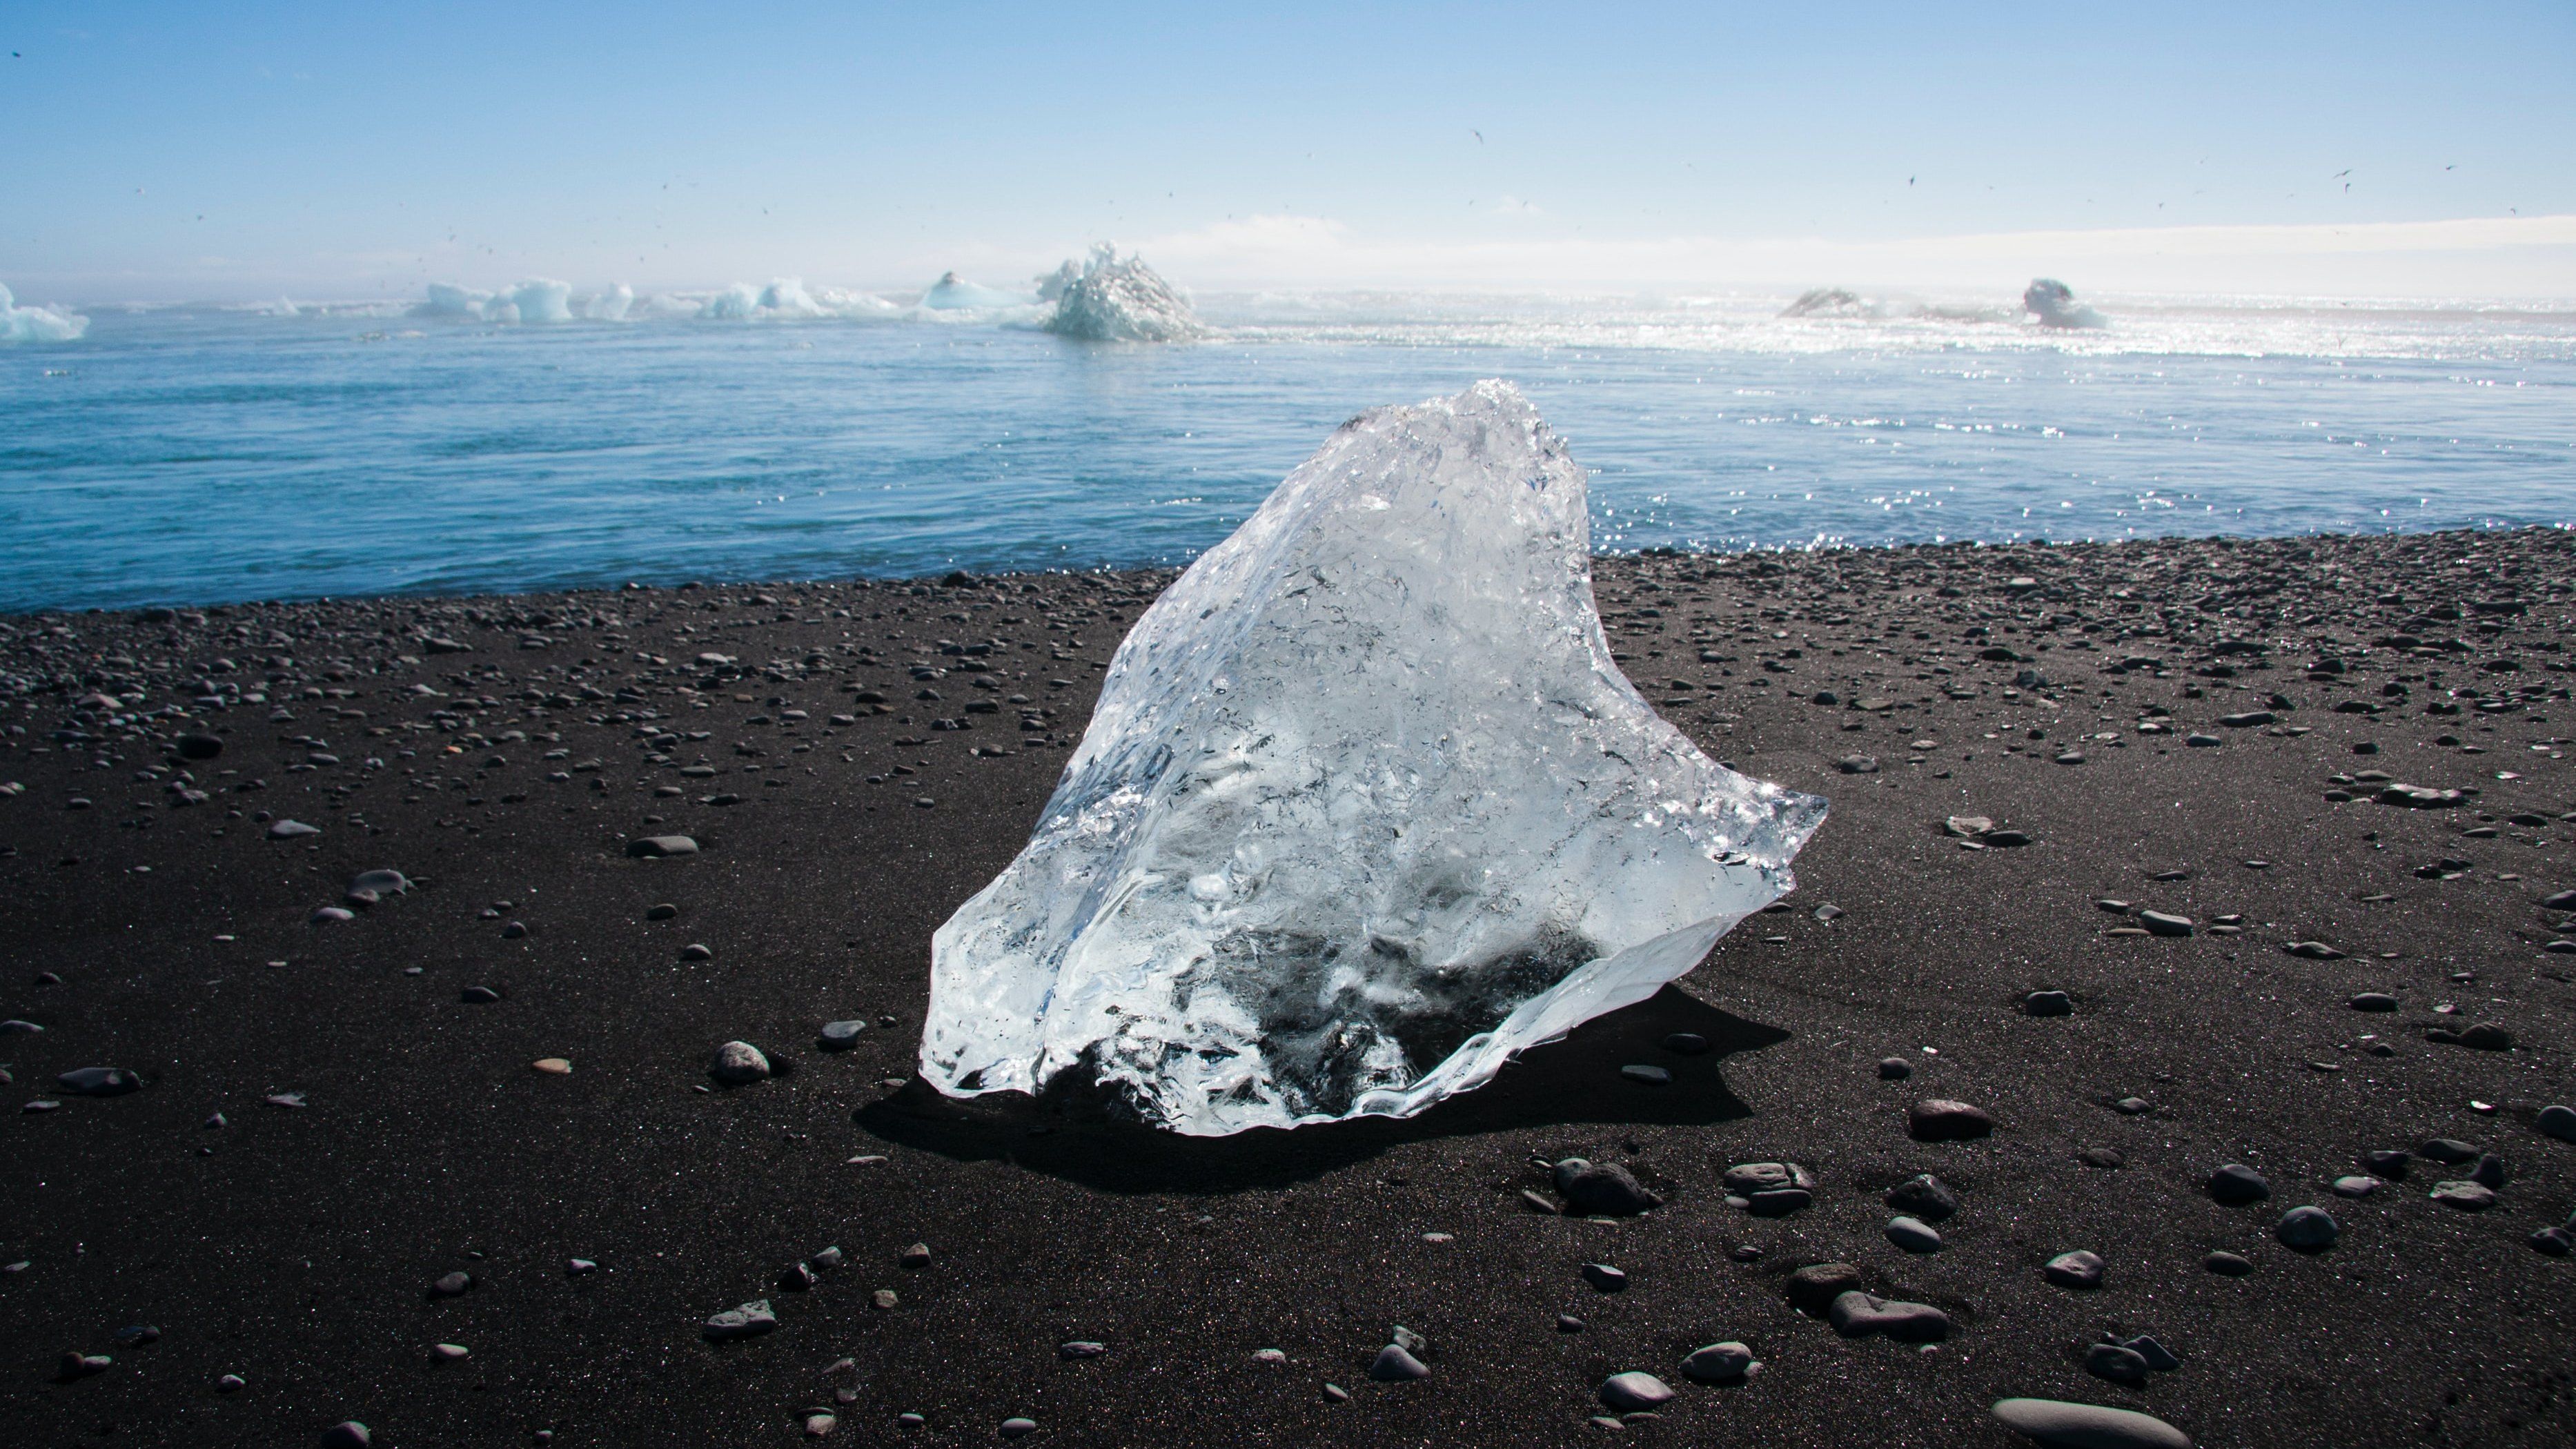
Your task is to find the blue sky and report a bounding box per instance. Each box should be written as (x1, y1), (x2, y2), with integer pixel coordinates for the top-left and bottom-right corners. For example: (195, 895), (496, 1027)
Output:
(5, 1), (2572, 299)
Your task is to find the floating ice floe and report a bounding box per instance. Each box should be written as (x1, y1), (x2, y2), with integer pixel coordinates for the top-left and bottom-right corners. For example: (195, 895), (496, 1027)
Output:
(415, 279), (576, 324)
(2023, 278), (2107, 329)
(0, 282), (89, 343)
(922, 381), (1827, 1135)
(698, 278), (899, 320)
(1039, 244), (1203, 342)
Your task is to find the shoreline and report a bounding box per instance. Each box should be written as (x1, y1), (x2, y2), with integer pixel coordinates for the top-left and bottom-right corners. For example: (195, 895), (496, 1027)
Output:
(4, 524), (2573, 1446)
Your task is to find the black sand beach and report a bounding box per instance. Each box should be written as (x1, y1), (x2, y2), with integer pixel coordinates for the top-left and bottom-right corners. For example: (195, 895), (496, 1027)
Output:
(4, 526), (2573, 1447)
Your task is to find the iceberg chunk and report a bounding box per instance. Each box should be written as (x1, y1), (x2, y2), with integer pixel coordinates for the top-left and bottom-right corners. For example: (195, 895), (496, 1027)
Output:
(919, 271), (1036, 310)
(1040, 244), (1203, 342)
(922, 381), (1826, 1135)
(2023, 277), (2107, 329)
(1, 282), (90, 343)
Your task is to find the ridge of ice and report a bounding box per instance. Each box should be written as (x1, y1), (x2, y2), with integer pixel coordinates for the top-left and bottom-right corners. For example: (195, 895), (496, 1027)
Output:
(922, 381), (1827, 1135)
(1039, 244), (1203, 342)
(920, 271), (1038, 311)
(0, 282), (90, 343)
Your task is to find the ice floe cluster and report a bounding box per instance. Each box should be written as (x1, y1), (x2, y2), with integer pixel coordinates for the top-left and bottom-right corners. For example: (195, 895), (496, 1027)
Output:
(1039, 244), (1204, 342)
(0, 282), (89, 343)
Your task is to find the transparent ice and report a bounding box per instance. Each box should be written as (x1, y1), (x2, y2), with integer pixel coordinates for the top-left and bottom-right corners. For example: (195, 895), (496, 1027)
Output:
(922, 382), (1826, 1134)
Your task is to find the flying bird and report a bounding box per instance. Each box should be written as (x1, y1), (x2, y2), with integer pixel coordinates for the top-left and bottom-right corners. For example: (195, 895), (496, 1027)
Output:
(1472, 130), (1484, 143)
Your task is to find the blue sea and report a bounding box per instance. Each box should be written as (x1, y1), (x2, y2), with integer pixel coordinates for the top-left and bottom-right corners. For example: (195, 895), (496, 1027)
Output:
(3, 289), (2571, 613)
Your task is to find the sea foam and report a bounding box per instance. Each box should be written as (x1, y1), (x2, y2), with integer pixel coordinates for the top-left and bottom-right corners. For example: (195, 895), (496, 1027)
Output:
(0, 282), (90, 343)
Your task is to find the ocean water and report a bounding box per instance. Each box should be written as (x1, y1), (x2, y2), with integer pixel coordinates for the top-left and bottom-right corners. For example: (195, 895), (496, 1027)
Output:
(2, 290), (2570, 612)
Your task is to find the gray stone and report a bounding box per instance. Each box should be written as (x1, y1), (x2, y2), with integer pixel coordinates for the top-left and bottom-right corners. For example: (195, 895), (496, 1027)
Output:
(711, 1041), (771, 1084)
(2419, 1138), (2479, 1164)
(2138, 911), (2194, 937)
(1554, 1159), (1662, 1216)
(818, 1021), (867, 1051)
(702, 1299), (778, 1341)
(2348, 992), (2399, 1012)
(1785, 1263), (1863, 1314)
(999, 1419), (1037, 1439)
(1620, 1063), (1671, 1085)
(1599, 1372), (1675, 1412)
(1059, 1341), (1108, 1359)
(1829, 1290), (1951, 1342)
(2025, 989), (2074, 1016)
(1886, 1173), (1960, 1221)
(2538, 1104), (2576, 1143)
(2430, 1180), (2497, 1211)
(2208, 1163), (2271, 1205)
(268, 819), (321, 839)
(429, 1270), (473, 1298)
(55, 1067), (142, 1097)
(1907, 1098), (1994, 1141)
(2203, 1250), (2254, 1276)
(2044, 1250), (2105, 1288)
(318, 1424), (372, 1449)
(2123, 1335), (2181, 1372)
(2085, 1344), (2150, 1386)
(2332, 1176), (2380, 1198)
(2470, 1153), (2508, 1188)
(2277, 1205), (2341, 1248)
(1990, 1397), (2192, 1449)
(1886, 1215), (1943, 1252)
(1680, 1341), (1756, 1385)
(626, 835), (700, 858)
(1722, 1161), (1815, 1195)
(1581, 1262), (1629, 1292)
(1368, 1345), (1430, 1381)
(1878, 1056), (1913, 1079)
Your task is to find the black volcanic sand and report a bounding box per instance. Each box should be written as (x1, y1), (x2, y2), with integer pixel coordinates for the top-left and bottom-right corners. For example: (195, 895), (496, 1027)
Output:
(4, 528), (2575, 1448)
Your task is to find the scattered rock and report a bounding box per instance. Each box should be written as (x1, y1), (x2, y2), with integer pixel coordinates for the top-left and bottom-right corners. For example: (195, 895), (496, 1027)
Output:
(2203, 1251), (2254, 1276)
(2208, 1164), (2271, 1206)
(1784, 1263), (1864, 1315)
(1828, 1290), (1951, 1343)
(319, 1423), (372, 1449)
(2277, 1205), (2340, 1249)
(1989, 1397), (2192, 1449)
(2430, 1181), (2497, 1212)
(1599, 1372), (1675, 1412)
(2025, 989), (2073, 1016)
(817, 1021), (867, 1051)
(1581, 1262), (1629, 1292)
(703, 1300), (778, 1341)
(1368, 1345), (1430, 1381)
(710, 1041), (770, 1084)
(1555, 1159), (1662, 1216)
(1886, 1216), (1944, 1253)
(2348, 993), (2399, 1012)
(2139, 911), (2194, 937)
(1907, 1099), (1995, 1141)
(2044, 1250), (2105, 1288)
(2539, 1105), (2576, 1143)
(55, 1066), (142, 1097)
(1878, 1056), (1913, 1079)
(626, 835), (700, 858)
(2087, 1343), (2152, 1386)
(1680, 1341), (1756, 1385)
(1885, 1173), (1960, 1221)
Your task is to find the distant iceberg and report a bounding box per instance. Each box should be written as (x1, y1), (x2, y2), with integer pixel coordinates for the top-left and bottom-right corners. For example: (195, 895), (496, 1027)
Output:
(2023, 278), (2107, 329)
(698, 278), (899, 320)
(920, 272), (1038, 310)
(1780, 286), (1877, 319)
(0, 282), (89, 343)
(1039, 244), (1203, 342)
(415, 279), (574, 324)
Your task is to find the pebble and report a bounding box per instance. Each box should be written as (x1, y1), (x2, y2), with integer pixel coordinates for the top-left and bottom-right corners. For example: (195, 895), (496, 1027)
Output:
(2362, 1150), (2410, 1179)
(56, 1066), (142, 1097)
(710, 1041), (771, 1084)
(217, 1373), (246, 1392)
(625, 835), (700, 857)
(2204, 1250), (2254, 1276)
(1887, 1173), (1960, 1221)
(460, 985), (502, 1004)
(1581, 1262), (1629, 1292)
(2349, 992), (2399, 1012)
(817, 1020), (867, 1051)
(680, 943), (714, 961)
(2080, 1147), (2127, 1169)
(1784, 1263), (1863, 1314)
(2138, 911), (2195, 937)
(1557, 1314), (1584, 1332)
(2470, 1153), (2508, 1188)
(2531, 1228), (2573, 1256)
(2539, 1105), (2576, 1143)
(1554, 1159), (1663, 1216)
(2208, 1163), (2271, 1205)
(431, 1343), (470, 1361)
(1368, 1345), (1431, 1381)
(429, 1270), (473, 1298)
(999, 1418), (1037, 1438)
(1598, 1372), (1675, 1412)
(2043, 1250), (2105, 1288)
(1989, 1397), (2192, 1449)
(872, 1290), (898, 1310)
(2086, 1343), (2151, 1385)
(1620, 1064), (1671, 1085)
(1660, 1032), (1709, 1054)
(1250, 1348), (1285, 1365)
(59, 1351), (112, 1379)
(319, 1423), (372, 1449)
(2121, 1334), (2181, 1372)
(532, 1058), (571, 1075)
(567, 1259), (598, 1276)
(1878, 1056), (1913, 1079)
(2277, 1205), (2341, 1249)
(1907, 1098), (1994, 1141)
(2025, 989), (2073, 1016)
(702, 1299), (778, 1341)
(268, 819), (321, 839)
(1886, 1216), (1944, 1253)
(2331, 1176), (2380, 1198)
(1680, 1341), (1756, 1385)
(1828, 1290), (1951, 1342)
(1059, 1341), (1108, 1360)
(2429, 1181), (2497, 1211)
(803, 1413), (836, 1437)
(2419, 1138), (2479, 1165)
(900, 1242), (932, 1268)
(645, 903), (679, 920)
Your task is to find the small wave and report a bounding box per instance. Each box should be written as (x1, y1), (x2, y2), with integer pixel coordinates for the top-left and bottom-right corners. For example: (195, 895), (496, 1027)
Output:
(0, 282), (89, 343)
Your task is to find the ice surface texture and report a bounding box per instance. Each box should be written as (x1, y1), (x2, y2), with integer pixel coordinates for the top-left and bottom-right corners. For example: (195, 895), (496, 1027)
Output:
(1041, 245), (1203, 342)
(922, 382), (1826, 1134)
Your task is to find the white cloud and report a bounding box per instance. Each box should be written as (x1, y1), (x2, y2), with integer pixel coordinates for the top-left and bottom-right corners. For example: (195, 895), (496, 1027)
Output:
(1141, 213), (2576, 298)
